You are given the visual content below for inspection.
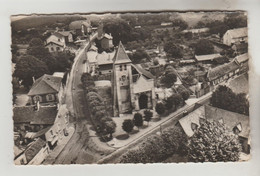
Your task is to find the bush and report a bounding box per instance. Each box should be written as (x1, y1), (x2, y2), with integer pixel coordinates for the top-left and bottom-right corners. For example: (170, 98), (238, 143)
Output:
(144, 110), (153, 125)
(122, 119), (134, 134)
(155, 103), (165, 115)
(133, 113), (143, 129)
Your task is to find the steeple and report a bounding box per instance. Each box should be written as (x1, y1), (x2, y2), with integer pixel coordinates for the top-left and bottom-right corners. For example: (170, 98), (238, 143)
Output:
(113, 41), (132, 65)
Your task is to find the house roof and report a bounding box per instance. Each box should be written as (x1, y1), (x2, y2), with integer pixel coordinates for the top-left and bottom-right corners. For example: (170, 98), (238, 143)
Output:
(96, 51), (115, 65)
(103, 33), (113, 39)
(178, 106), (205, 137)
(225, 27), (247, 39)
(89, 45), (98, 51)
(28, 74), (62, 96)
(32, 126), (52, 139)
(207, 61), (240, 81)
(205, 105), (250, 139)
(87, 51), (98, 63)
(53, 32), (64, 39)
(13, 106), (57, 125)
(114, 41), (132, 65)
(227, 73), (249, 94)
(195, 53), (223, 62)
(58, 31), (72, 37)
(132, 64), (155, 80)
(45, 41), (64, 47)
(69, 20), (91, 30)
(235, 53), (249, 64)
(24, 138), (46, 162)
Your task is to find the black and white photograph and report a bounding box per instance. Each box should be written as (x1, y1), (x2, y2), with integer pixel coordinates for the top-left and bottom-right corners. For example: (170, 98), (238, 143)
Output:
(10, 10), (251, 165)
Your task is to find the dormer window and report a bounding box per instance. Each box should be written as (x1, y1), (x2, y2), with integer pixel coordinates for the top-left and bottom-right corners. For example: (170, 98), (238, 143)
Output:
(233, 122), (242, 135)
(191, 122), (198, 132)
(218, 118), (224, 124)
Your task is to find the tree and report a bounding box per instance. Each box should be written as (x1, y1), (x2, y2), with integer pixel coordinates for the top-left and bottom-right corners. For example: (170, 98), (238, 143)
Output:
(161, 125), (188, 155)
(155, 103), (165, 115)
(122, 119), (134, 134)
(14, 55), (49, 88)
(171, 93), (183, 107)
(234, 93), (249, 116)
(133, 113), (143, 130)
(187, 119), (241, 162)
(81, 73), (95, 89)
(194, 39), (214, 55)
(144, 110), (153, 126)
(161, 68), (177, 88)
(224, 13), (247, 29)
(210, 85), (236, 112)
(164, 41), (183, 58)
(180, 90), (190, 101)
(164, 96), (175, 110)
(101, 118), (116, 138)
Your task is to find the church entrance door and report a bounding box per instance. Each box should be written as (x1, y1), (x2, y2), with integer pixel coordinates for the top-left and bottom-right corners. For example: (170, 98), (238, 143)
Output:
(139, 93), (148, 109)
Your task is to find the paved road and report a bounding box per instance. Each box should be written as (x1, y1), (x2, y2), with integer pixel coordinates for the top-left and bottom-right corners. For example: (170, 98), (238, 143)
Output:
(51, 34), (111, 164)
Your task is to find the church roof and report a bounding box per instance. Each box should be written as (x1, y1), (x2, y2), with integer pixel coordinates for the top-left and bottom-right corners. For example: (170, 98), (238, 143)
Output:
(114, 41), (132, 65)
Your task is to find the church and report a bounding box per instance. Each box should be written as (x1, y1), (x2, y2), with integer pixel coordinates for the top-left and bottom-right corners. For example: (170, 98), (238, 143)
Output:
(112, 42), (156, 116)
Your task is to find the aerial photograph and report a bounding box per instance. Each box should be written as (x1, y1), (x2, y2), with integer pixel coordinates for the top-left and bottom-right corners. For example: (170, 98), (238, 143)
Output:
(11, 11), (250, 165)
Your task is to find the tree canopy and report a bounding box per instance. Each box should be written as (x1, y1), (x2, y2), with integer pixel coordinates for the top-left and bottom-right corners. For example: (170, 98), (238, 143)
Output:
(14, 55), (49, 88)
(210, 85), (249, 115)
(122, 119), (134, 134)
(188, 118), (241, 162)
(194, 39), (214, 55)
(164, 41), (183, 59)
(133, 113), (143, 129)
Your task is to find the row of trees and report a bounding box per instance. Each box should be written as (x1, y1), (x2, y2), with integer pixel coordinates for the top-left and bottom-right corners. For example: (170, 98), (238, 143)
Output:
(13, 38), (74, 88)
(122, 110), (153, 135)
(119, 124), (188, 163)
(120, 117), (242, 163)
(81, 73), (116, 140)
(210, 85), (249, 115)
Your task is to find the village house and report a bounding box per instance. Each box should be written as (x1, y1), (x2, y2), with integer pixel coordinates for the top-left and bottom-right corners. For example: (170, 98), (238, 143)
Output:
(28, 74), (64, 105)
(69, 20), (92, 37)
(96, 23), (114, 51)
(178, 105), (250, 154)
(13, 105), (57, 133)
(96, 51), (116, 75)
(182, 27), (209, 34)
(14, 138), (50, 165)
(204, 105), (250, 154)
(45, 104), (70, 151)
(194, 53), (223, 64)
(112, 42), (156, 116)
(45, 31), (73, 53)
(223, 27), (248, 46)
(86, 45), (98, 74)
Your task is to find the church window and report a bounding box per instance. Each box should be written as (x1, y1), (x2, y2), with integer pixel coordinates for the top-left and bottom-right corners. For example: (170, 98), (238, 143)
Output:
(124, 65), (127, 70)
(120, 65), (122, 71)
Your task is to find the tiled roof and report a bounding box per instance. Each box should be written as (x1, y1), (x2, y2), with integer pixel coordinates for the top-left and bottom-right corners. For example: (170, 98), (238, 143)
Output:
(69, 20), (91, 30)
(195, 53), (222, 62)
(227, 73), (249, 94)
(96, 51), (115, 65)
(207, 61), (240, 81)
(53, 32), (64, 39)
(178, 106), (205, 137)
(132, 64), (155, 80)
(28, 74), (62, 96)
(235, 53), (249, 64)
(226, 27), (247, 39)
(205, 105), (250, 139)
(114, 42), (132, 65)
(24, 138), (46, 163)
(58, 31), (72, 37)
(45, 41), (64, 47)
(32, 126), (51, 139)
(13, 106), (57, 125)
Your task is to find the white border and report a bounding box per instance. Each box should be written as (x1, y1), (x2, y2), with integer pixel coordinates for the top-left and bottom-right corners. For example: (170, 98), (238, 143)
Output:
(0, 0), (260, 176)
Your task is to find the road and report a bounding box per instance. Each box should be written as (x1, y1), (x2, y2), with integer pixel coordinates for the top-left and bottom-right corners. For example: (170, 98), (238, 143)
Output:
(50, 34), (114, 164)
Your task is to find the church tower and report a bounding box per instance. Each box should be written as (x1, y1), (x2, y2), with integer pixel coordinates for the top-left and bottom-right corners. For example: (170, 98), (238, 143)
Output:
(112, 42), (133, 116)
